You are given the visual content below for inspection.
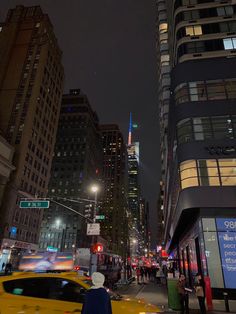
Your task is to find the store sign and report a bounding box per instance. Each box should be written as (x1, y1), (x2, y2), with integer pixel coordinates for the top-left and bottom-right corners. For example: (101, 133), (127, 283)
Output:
(1, 238), (38, 251)
(216, 218), (236, 232)
(216, 218), (236, 289)
(205, 146), (236, 156)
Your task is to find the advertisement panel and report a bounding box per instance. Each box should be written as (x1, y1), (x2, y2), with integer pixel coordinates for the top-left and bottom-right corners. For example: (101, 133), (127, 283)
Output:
(19, 252), (74, 271)
(216, 218), (236, 289)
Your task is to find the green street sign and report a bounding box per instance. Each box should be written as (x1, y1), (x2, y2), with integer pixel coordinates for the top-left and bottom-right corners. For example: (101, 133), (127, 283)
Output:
(20, 200), (50, 209)
(96, 215), (105, 220)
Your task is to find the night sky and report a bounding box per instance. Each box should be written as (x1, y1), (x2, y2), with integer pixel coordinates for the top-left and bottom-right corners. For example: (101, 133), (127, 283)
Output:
(0, 1), (160, 247)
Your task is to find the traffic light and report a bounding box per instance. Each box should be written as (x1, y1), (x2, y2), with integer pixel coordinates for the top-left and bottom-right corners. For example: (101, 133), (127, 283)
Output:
(92, 243), (103, 253)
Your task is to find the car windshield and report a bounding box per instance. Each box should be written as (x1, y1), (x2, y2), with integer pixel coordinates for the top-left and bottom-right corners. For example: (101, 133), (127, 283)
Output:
(81, 279), (122, 301)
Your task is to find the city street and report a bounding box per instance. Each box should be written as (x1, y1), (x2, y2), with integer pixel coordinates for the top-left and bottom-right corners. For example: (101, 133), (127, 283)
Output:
(118, 279), (236, 314)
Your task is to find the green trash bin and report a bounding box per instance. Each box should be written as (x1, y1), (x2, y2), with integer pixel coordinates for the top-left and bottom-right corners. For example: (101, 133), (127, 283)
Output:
(167, 278), (181, 311)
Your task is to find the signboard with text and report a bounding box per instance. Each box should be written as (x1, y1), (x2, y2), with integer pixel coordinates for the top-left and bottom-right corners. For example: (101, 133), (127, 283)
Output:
(216, 218), (236, 289)
(87, 223), (100, 236)
(20, 200), (50, 209)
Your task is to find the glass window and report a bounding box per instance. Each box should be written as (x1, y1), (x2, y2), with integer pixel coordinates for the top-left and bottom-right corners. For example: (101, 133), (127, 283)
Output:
(202, 218), (216, 232)
(177, 119), (193, 144)
(175, 83), (189, 104)
(3, 278), (49, 298)
(186, 25), (202, 36)
(180, 160), (198, 189)
(193, 117), (212, 140)
(203, 232), (224, 288)
(206, 80), (226, 100)
(3, 278), (85, 303)
(217, 6), (233, 17)
(218, 159), (236, 186)
(189, 81), (207, 101)
(212, 116), (233, 139)
(225, 79), (236, 99)
(223, 38), (236, 50)
(180, 158), (236, 190)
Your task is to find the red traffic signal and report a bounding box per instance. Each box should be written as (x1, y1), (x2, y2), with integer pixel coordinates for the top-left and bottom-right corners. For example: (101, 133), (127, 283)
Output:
(92, 243), (103, 253)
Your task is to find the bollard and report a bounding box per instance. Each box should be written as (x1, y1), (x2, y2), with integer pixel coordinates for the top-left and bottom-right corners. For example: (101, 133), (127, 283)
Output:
(223, 292), (230, 312)
(204, 276), (213, 311)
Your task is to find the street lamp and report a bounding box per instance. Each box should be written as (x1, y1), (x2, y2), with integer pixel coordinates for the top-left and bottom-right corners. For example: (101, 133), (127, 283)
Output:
(89, 184), (99, 276)
(90, 185), (99, 222)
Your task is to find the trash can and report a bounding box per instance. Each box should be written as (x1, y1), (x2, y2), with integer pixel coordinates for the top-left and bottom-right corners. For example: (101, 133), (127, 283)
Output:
(167, 278), (181, 310)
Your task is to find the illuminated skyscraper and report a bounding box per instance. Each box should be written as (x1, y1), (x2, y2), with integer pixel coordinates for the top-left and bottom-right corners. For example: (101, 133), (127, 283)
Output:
(100, 124), (128, 256)
(127, 113), (140, 255)
(0, 5), (64, 266)
(39, 89), (102, 251)
(159, 0), (236, 293)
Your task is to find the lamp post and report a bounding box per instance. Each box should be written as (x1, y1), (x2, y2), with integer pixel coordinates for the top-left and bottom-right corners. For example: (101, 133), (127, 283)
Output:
(90, 185), (99, 222)
(89, 184), (99, 276)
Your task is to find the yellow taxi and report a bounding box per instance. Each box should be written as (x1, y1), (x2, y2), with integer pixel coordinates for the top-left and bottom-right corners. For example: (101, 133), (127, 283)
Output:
(0, 272), (160, 313)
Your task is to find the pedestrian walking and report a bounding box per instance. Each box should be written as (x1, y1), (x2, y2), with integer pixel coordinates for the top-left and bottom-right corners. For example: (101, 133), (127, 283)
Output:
(140, 267), (145, 284)
(4, 262), (12, 275)
(136, 267), (141, 284)
(1, 262), (5, 272)
(155, 267), (161, 285)
(195, 273), (206, 314)
(177, 274), (189, 314)
(82, 272), (112, 314)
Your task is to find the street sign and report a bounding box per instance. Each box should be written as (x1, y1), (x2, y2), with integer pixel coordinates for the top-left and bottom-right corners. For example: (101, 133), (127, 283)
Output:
(95, 215), (105, 220)
(47, 246), (58, 252)
(87, 223), (100, 236)
(20, 200), (50, 208)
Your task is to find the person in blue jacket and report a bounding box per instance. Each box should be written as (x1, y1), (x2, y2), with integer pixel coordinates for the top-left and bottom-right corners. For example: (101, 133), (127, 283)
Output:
(82, 272), (112, 314)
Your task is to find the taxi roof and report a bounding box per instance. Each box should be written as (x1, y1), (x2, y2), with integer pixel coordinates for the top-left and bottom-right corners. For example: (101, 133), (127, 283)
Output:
(0, 271), (90, 282)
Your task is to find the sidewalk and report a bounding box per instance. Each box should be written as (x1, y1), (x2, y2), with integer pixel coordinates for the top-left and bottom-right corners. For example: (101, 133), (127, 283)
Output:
(117, 279), (236, 314)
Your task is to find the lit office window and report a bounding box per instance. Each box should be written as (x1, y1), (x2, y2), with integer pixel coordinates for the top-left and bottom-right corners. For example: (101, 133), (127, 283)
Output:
(186, 25), (202, 36)
(218, 159), (236, 185)
(179, 159), (236, 189)
(180, 160), (198, 189)
(223, 38), (236, 50)
(159, 23), (168, 34)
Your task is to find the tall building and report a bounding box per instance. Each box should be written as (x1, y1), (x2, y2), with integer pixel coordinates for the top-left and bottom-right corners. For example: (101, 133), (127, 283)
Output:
(0, 5), (64, 267)
(139, 199), (151, 255)
(156, 0), (171, 245)
(100, 124), (128, 256)
(0, 134), (15, 209)
(156, 182), (165, 247)
(160, 0), (236, 294)
(127, 113), (141, 255)
(39, 89), (102, 252)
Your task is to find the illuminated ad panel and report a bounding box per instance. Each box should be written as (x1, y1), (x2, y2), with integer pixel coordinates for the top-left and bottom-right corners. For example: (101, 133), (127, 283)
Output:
(216, 218), (236, 289)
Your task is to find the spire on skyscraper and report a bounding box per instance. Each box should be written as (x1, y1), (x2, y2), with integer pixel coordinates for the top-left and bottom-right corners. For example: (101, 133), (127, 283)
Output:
(128, 112), (132, 145)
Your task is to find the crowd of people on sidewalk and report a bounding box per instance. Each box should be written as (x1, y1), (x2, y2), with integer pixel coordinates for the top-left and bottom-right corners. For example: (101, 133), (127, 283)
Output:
(134, 264), (207, 314)
(135, 264), (167, 285)
(177, 273), (206, 314)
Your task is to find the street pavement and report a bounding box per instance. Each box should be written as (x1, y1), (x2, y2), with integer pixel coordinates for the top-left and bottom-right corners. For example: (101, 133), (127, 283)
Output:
(117, 279), (236, 314)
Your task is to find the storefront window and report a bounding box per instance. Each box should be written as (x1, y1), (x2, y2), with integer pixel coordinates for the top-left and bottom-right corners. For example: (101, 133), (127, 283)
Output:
(180, 158), (236, 189)
(203, 231), (224, 288)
